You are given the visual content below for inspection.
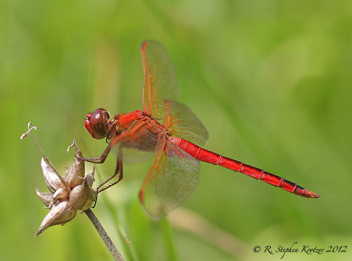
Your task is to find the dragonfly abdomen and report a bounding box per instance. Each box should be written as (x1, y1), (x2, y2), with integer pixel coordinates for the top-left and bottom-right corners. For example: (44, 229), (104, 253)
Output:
(170, 137), (319, 199)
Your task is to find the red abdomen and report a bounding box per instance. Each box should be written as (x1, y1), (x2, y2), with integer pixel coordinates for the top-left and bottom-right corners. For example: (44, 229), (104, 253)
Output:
(170, 137), (319, 198)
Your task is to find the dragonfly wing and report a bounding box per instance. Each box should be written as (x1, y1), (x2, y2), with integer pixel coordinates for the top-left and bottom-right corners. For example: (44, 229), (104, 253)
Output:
(141, 41), (178, 120)
(110, 120), (155, 163)
(119, 148), (154, 164)
(139, 137), (200, 220)
(164, 102), (209, 147)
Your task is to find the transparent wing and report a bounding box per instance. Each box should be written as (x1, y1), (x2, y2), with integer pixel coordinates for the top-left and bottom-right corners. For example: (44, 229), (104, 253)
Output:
(139, 137), (200, 220)
(119, 148), (154, 164)
(164, 102), (209, 147)
(141, 41), (178, 120)
(110, 120), (155, 164)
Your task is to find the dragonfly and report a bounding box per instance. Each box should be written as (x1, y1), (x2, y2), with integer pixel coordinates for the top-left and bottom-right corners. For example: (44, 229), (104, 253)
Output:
(81, 41), (319, 220)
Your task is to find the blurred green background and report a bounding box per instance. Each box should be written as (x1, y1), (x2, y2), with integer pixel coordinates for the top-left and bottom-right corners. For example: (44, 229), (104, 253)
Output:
(1, 0), (351, 260)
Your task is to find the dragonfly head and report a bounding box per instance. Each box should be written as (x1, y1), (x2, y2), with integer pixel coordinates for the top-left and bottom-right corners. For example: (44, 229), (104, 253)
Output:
(85, 108), (111, 139)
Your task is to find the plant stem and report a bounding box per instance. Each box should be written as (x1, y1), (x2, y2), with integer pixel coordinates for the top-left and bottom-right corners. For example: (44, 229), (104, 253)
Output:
(84, 209), (124, 261)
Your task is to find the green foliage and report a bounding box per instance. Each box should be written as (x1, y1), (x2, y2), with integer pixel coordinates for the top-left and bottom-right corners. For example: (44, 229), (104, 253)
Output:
(1, 0), (351, 260)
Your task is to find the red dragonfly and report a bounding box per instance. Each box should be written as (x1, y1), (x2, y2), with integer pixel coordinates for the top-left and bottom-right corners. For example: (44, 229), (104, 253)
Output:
(81, 41), (319, 220)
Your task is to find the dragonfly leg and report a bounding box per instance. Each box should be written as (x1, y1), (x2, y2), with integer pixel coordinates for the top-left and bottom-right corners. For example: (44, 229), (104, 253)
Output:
(76, 143), (112, 164)
(78, 126), (140, 164)
(97, 145), (124, 193)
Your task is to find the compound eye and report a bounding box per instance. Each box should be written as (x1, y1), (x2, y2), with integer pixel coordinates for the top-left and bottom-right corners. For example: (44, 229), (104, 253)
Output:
(90, 109), (104, 125)
(86, 108), (110, 139)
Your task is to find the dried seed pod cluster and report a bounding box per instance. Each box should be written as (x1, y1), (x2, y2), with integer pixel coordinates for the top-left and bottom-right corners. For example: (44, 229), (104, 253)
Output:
(35, 141), (96, 236)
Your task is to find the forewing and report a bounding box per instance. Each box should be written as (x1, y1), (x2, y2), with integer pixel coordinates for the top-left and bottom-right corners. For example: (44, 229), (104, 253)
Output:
(110, 120), (154, 164)
(139, 138), (200, 220)
(141, 41), (178, 120)
(165, 102), (209, 147)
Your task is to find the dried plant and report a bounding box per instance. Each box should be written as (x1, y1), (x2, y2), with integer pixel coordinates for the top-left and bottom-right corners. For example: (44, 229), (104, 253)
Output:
(21, 122), (124, 261)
